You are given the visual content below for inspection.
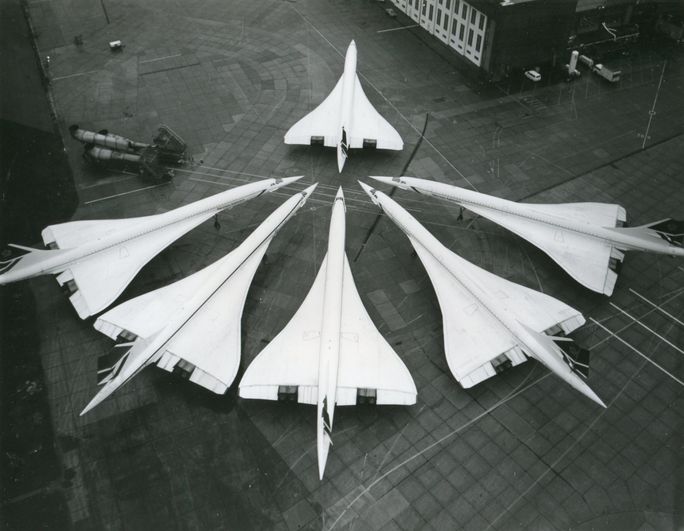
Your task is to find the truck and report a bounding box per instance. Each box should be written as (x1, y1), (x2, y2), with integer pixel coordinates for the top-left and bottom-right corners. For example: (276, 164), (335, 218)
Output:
(592, 63), (621, 83)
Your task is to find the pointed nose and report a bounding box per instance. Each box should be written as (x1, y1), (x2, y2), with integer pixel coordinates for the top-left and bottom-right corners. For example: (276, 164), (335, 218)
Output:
(370, 176), (402, 186)
(301, 183), (319, 196)
(358, 181), (382, 206)
(276, 175), (304, 187)
(357, 181), (374, 197)
(370, 175), (412, 191)
(335, 186), (344, 200)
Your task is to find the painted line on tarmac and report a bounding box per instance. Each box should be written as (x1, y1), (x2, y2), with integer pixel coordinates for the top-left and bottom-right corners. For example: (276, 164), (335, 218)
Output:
(376, 24), (419, 34)
(139, 53), (182, 64)
(629, 288), (684, 327)
(83, 183), (167, 205)
(52, 69), (100, 81)
(590, 318), (684, 386)
(609, 302), (684, 356)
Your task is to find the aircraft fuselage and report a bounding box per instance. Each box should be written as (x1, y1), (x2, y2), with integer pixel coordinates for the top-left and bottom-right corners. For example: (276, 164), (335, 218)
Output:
(336, 41), (358, 172)
(0, 178), (295, 286)
(316, 189), (346, 478)
(362, 182), (605, 406)
(80, 185), (315, 415)
(389, 178), (684, 257)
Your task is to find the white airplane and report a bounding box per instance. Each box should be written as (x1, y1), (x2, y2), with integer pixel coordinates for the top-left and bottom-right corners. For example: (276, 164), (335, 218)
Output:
(284, 40), (403, 172)
(80, 184), (317, 415)
(370, 176), (684, 296)
(359, 181), (605, 407)
(0, 176), (301, 318)
(239, 187), (416, 479)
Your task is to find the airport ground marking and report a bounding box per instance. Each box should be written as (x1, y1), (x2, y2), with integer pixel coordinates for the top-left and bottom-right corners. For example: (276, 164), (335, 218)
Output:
(609, 302), (684, 356)
(376, 24), (419, 34)
(327, 367), (550, 530)
(641, 61), (667, 150)
(370, 423), (409, 484)
(139, 53), (182, 64)
(52, 69), (100, 81)
(590, 318), (684, 387)
(629, 288), (684, 327)
(290, 6), (477, 191)
(485, 325), (670, 531)
(587, 288), (684, 349)
(83, 183), (168, 205)
(79, 174), (137, 190)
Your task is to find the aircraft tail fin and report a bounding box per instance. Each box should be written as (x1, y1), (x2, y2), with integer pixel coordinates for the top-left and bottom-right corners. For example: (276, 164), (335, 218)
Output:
(520, 323), (605, 407)
(81, 332), (162, 415)
(611, 218), (684, 246)
(644, 218), (684, 245)
(0, 245), (69, 279)
(558, 341), (591, 379)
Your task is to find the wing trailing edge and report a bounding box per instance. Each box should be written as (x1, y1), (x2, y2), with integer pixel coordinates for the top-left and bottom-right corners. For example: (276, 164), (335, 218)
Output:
(239, 254), (416, 406)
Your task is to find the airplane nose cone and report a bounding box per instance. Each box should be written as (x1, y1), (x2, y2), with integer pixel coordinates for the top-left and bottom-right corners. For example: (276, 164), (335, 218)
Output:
(357, 181), (374, 196)
(335, 186), (344, 200)
(370, 175), (414, 191)
(301, 183), (319, 196)
(358, 181), (382, 206)
(277, 175), (304, 186)
(369, 175), (404, 186)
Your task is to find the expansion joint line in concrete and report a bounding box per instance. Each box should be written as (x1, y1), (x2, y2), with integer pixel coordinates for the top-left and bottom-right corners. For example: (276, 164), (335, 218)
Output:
(352, 113), (430, 263)
(520, 130), (684, 203)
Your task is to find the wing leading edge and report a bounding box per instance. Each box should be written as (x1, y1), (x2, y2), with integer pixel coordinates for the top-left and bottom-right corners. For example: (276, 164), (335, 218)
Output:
(60, 212), (217, 318)
(408, 235), (584, 388)
(464, 203), (625, 295)
(283, 76), (402, 151)
(239, 254), (416, 405)
(348, 75), (403, 150)
(94, 236), (270, 397)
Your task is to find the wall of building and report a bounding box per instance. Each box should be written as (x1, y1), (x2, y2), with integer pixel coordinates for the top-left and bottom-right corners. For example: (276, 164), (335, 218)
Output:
(388, 0), (577, 80)
(390, 0), (491, 67)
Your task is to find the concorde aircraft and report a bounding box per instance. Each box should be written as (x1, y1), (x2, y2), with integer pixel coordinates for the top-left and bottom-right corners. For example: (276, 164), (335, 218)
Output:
(239, 187), (416, 479)
(284, 40), (403, 172)
(371, 176), (684, 296)
(359, 181), (605, 407)
(0, 177), (301, 318)
(80, 185), (317, 415)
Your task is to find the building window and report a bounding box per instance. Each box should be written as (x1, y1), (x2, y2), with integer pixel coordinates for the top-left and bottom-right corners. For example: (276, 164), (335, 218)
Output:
(475, 34), (482, 52)
(459, 24), (465, 40)
(470, 10), (476, 24)
(452, 21), (458, 35)
(443, 12), (449, 30)
(479, 14), (485, 29)
(446, 0), (451, 10)
(437, 10), (442, 26)
(467, 28), (473, 45)
(461, 3), (466, 17)
(429, 4), (433, 19)
(422, 1), (426, 15)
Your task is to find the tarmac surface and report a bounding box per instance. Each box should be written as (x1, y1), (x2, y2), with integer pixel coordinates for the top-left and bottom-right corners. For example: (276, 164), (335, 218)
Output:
(4, 0), (683, 529)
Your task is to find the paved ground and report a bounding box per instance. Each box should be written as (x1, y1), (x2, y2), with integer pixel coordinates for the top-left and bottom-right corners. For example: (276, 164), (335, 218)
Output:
(9, 0), (684, 529)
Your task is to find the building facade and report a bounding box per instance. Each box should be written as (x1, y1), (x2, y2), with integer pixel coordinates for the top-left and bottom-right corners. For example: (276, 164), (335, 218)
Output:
(388, 0), (683, 81)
